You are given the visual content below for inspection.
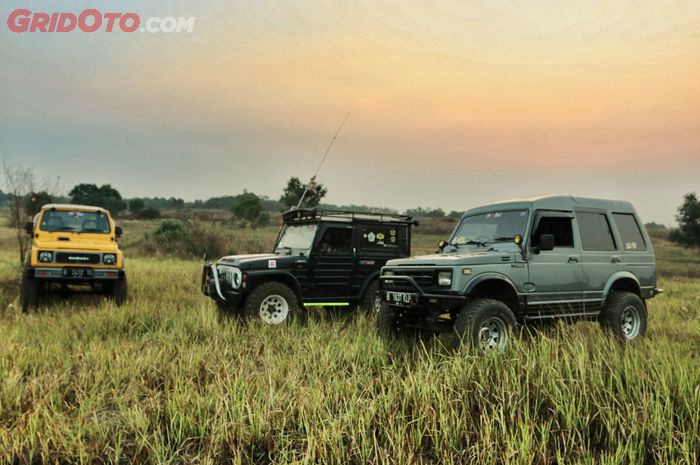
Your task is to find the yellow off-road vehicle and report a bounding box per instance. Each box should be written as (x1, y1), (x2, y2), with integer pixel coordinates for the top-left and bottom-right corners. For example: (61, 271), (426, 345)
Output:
(20, 204), (127, 312)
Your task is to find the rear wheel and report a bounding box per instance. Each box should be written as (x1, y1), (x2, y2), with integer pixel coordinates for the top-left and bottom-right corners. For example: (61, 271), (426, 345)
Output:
(361, 280), (381, 313)
(454, 299), (517, 351)
(377, 302), (401, 338)
(244, 282), (300, 325)
(599, 291), (647, 341)
(20, 275), (39, 313)
(112, 277), (128, 306)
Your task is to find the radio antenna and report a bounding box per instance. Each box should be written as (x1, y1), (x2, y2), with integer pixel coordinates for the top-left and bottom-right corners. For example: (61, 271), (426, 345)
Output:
(296, 112), (350, 209)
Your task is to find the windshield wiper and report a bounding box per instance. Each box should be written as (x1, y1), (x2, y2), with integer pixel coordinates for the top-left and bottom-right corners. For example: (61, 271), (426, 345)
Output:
(452, 239), (488, 248)
(489, 236), (515, 243)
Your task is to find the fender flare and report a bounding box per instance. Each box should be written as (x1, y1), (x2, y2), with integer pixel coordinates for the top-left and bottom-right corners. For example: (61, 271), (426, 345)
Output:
(602, 271), (641, 300)
(463, 272), (521, 297)
(246, 270), (303, 300)
(359, 271), (381, 299)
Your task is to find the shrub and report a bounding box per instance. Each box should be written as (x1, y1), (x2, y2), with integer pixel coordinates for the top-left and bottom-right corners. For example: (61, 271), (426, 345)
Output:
(137, 207), (161, 220)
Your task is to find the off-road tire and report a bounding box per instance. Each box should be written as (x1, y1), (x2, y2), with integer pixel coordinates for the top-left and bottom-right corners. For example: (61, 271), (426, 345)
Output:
(216, 301), (243, 320)
(376, 302), (402, 338)
(112, 277), (128, 307)
(20, 275), (39, 313)
(454, 299), (517, 350)
(361, 280), (380, 313)
(244, 282), (300, 325)
(599, 291), (647, 341)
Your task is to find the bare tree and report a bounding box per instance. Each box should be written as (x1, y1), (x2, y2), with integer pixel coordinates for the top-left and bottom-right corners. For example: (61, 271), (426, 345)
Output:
(2, 160), (60, 265)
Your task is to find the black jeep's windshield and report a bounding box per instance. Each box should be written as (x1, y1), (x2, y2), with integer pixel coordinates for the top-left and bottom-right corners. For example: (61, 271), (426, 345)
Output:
(39, 210), (111, 234)
(450, 210), (528, 246)
(275, 223), (318, 251)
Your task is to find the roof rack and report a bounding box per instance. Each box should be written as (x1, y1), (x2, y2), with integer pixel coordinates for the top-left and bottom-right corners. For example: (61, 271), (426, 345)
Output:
(282, 208), (417, 225)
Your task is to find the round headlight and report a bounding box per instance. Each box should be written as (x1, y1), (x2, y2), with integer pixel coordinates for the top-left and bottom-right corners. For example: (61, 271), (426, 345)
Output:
(103, 253), (116, 265)
(38, 251), (53, 263)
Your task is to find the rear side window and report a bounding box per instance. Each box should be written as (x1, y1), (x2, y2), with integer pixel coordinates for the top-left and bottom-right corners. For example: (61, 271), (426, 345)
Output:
(359, 225), (403, 250)
(576, 212), (616, 251)
(613, 213), (647, 251)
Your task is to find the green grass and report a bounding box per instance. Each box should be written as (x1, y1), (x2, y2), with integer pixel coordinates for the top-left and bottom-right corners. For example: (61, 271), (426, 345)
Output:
(0, 219), (699, 464)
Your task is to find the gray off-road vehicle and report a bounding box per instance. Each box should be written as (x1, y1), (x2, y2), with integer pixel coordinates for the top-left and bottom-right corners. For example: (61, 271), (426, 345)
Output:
(202, 208), (416, 324)
(378, 195), (662, 349)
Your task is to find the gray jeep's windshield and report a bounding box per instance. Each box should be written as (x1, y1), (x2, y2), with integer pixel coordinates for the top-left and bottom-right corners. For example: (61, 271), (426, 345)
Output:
(275, 223), (318, 251)
(450, 210), (528, 246)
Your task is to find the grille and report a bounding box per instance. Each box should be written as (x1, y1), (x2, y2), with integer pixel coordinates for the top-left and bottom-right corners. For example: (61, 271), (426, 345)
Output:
(384, 268), (437, 292)
(55, 252), (101, 265)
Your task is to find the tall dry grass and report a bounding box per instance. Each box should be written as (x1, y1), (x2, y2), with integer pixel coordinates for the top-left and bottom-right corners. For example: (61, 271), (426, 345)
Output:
(0, 216), (698, 463)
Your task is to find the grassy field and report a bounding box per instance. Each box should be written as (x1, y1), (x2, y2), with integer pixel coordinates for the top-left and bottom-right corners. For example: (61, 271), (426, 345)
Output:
(0, 218), (699, 464)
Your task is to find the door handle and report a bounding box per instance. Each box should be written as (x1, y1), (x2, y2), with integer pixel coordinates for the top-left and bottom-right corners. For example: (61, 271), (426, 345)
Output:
(611, 256), (621, 264)
(568, 256), (579, 263)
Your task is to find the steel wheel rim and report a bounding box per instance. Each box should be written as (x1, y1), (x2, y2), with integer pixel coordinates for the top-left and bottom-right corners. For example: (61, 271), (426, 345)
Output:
(478, 316), (508, 350)
(374, 294), (382, 313)
(259, 294), (289, 325)
(621, 305), (641, 339)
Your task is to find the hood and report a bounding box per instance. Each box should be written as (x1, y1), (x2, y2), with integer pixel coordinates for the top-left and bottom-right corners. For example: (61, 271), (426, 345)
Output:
(217, 253), (301, 271)
(387, 249), (518, 267)
(33, 237), (119, 252)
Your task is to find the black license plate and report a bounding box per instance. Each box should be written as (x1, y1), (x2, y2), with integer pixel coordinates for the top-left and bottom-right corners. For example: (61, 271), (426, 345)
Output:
(63, 268), (94, 278)
(386, 291), (417, 306)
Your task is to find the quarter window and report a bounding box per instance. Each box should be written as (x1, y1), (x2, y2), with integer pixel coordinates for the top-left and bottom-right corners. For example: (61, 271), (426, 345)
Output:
(576, 212), (616, 251)
(613, 213), (647, 251)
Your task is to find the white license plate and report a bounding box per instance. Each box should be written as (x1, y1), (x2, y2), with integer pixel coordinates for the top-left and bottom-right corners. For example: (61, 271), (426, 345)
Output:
(386, 291), (416, 306)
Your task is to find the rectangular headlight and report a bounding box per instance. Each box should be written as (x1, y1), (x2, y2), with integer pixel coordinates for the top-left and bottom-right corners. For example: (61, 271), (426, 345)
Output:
(382, 269), (394, 276)
(438, 271), (452, 286)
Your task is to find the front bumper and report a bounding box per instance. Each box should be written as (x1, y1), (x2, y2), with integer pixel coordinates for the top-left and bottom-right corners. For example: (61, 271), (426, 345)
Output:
(30, 267), (124, 280)
(378, 275), (465, 310)
(201, 263), (243, 305)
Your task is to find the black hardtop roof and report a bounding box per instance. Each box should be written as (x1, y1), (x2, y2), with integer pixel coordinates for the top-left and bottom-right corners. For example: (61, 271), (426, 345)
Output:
(283, 208), (417, 225)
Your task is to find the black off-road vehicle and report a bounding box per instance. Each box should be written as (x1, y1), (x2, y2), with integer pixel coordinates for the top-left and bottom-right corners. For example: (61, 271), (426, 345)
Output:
(201, 208), (416, 324)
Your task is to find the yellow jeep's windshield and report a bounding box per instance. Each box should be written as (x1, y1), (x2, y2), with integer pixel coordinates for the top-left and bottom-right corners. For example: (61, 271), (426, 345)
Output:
(39, 210), (111, 234)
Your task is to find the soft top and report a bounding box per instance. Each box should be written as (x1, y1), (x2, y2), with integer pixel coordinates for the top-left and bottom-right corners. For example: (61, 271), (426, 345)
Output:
(40, 203), (111, 214)
(464, 195), (637, 218)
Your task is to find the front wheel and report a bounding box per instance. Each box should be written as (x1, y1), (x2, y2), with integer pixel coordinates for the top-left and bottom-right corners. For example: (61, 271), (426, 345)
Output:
(454, 299), (517, 351)
(112, 277), (128, 306)
(244, 282), (300, 325)
(20, 275), (39, 313)
(599, 291), (647, 341)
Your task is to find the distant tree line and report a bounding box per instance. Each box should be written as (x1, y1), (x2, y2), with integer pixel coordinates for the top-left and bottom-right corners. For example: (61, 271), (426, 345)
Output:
(669, 192), (700, 248)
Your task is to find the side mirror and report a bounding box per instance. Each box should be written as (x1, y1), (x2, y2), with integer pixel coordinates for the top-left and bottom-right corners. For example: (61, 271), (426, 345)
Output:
(24, 221), (34, 234)
(115, 225), (123, 238)
(437, 240), (448, 252)
(538, 234), (554, 252)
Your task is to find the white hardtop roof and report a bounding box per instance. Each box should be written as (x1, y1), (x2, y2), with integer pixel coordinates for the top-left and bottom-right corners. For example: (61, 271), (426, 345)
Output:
(40, 203), (110, 213)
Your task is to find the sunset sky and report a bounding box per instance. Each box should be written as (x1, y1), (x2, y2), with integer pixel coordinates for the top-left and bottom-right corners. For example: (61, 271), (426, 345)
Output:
(1, 0), (699, 225)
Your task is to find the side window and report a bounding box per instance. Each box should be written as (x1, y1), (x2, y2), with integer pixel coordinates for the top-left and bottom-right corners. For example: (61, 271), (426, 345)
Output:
(613, 213), (647, 251)
(318, 227), (353, 254)
(359, 225), (402, 250)
(576, 212), (616, 251)
(531, 216), (574, 248)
